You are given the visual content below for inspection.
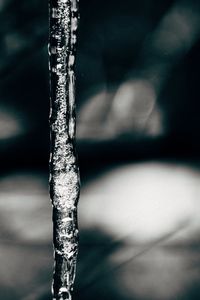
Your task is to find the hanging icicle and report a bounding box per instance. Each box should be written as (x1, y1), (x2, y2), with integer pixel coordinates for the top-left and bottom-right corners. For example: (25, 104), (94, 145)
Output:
(49, 0), (80, 299)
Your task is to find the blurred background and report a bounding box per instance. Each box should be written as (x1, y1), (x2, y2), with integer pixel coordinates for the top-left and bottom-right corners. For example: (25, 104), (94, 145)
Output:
(0, 0), (200, 299)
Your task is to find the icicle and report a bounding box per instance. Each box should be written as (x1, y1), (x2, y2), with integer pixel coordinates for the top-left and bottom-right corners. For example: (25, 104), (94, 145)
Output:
(49, 1), (80, 299)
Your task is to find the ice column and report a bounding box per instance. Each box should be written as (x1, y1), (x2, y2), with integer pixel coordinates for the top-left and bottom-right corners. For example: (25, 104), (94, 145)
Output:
(49, 1), (80, 299)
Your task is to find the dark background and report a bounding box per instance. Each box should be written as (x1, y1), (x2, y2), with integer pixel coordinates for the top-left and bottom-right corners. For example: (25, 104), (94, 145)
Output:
(0, 0), (200, 299)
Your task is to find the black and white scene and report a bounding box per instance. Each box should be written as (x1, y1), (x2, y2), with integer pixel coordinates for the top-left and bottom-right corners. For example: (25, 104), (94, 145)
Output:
(0, 0), (200, 299)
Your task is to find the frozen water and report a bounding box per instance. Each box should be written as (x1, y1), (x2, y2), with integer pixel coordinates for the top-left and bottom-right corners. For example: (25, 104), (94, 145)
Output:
(49, 0), (80, 299)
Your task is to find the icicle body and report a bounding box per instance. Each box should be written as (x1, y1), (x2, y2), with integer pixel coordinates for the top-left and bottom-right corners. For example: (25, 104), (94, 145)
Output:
(49, 1), (80, 299)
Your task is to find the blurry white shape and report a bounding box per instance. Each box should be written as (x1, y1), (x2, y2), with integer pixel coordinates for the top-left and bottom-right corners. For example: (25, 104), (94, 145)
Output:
(150, 4), (200, 58)
(0, 108), (23, 140)
(111, 80), (155, 125)
(109, 79), (163, 136)
(79, 89), (108, 123)
(144, 106), (163, 136)
(0, 173), (51, 242)
(80, 162), (200, 243)
(77, 88), (116, 140)
(77, 80), (164, 140)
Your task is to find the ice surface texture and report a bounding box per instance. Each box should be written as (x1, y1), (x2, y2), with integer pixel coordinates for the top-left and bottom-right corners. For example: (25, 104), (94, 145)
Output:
(49, 0), (80, 299)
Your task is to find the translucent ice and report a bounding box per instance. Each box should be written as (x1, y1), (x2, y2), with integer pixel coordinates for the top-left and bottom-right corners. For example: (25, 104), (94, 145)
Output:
(49, 1), (80, 299)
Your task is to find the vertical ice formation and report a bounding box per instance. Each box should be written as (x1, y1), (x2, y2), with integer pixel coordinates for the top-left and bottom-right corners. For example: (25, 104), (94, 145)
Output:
(49, 1), (80, 299)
